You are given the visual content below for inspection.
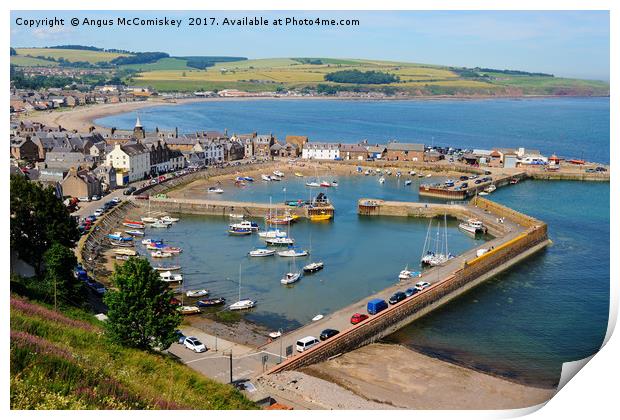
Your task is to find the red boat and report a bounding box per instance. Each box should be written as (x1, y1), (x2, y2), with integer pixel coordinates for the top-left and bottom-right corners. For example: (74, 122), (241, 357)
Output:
(567, 159), (585, 165)
(123, 219), (145, 227)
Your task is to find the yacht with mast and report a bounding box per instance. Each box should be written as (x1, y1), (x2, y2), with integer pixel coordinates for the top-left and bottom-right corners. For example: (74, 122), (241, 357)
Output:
(420, 215), (455, 267)
(229, 265), (257, 310)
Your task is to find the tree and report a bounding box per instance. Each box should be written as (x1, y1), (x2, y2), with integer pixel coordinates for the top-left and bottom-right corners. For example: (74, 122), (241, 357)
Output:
(104, 258), (181, 350)
(10, 175), (79, 277)
(43, 243), (85, 307)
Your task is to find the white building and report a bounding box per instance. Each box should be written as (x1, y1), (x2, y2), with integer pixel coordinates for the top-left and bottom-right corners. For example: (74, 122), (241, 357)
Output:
(105, 142), (150, 185)
(193, 139), (225, 165)
(302, 142), (340, 160)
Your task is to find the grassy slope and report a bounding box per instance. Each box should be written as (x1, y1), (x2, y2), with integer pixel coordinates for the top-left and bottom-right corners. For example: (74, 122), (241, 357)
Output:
(11, 55), (59, 67)
(15, 48), (130, 64)
(119, 57), (192, 71)
(10, 295), (258, 410)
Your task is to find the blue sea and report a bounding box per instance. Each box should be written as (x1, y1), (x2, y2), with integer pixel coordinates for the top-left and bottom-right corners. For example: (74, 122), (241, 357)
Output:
(99, 98), (609, 387)
(96, 97), (610, 163)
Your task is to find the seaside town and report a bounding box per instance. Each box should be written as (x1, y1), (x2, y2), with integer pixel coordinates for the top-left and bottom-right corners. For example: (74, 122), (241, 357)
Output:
(9, 11), (611, 413)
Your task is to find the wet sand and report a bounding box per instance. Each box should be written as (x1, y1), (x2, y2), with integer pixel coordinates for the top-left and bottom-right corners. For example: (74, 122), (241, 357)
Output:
(303, 343), (556, 410)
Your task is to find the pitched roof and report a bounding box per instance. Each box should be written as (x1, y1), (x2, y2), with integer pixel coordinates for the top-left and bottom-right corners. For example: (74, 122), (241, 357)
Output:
(386, 142), (424, 152)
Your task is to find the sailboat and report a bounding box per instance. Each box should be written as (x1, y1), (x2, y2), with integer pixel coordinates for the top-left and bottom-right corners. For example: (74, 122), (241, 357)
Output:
(306, 166), (321, 187)
(281, 246), (302, 285)
(303, 231), (324, 273)
(420, 215), (455, 267)
(229, 265), (257, 310)
(398, 264), (421, 280)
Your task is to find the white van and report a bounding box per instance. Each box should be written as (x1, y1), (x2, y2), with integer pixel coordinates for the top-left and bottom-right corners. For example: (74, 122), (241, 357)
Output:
(296, 336), (320, 352)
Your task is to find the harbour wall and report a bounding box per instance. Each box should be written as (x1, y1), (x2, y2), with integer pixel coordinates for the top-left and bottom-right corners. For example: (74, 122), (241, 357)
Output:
(267, 203), (549, 374)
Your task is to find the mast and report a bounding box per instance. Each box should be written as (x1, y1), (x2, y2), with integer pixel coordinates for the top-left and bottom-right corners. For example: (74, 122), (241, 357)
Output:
(238, 263), (242, 302)
(421, 218), (432, 261)
(444, 214), (449, 257)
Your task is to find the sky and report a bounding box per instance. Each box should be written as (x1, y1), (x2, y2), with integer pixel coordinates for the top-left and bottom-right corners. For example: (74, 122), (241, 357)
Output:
(10, 10), (610, 81)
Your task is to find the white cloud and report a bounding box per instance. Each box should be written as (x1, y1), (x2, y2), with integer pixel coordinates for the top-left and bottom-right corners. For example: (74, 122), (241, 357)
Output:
(31, 26), (75, 40)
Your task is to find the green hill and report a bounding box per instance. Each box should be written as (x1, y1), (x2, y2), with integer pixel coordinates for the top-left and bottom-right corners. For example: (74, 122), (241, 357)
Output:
(10, 295), (257, 410)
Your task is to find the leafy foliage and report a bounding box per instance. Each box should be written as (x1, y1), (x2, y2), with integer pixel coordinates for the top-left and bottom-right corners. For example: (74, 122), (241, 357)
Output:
(104, 258), (181, 350)
(43, 243), (86, 306)
(10, 174), (79, 277)
(324, 69), (400, 84)
(110, 52), (169, 65)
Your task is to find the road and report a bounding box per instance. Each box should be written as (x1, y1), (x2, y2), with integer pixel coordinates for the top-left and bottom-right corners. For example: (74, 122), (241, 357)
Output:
(258, 204), (524, 360)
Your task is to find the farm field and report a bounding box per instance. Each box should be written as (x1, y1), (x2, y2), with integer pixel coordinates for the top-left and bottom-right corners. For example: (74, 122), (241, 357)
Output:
(10, 55), (58, 67)
(14, 48), (130, 64)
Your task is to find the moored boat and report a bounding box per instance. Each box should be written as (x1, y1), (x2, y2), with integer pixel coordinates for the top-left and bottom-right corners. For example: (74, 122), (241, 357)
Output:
(150, 221), (170, 228)
(310, 213), (332, 222)
(186, 289), (209, 298)
(273, 170), (285, 177)
(228, 227), (252, 236)
(207, 187), (224, 194)
(229, 299), (256, 310)
(294, 172), (304, 177)
(305, 181), (320, 188)
(405, 179), (412, 186)
(178, 306), (201, 315)
(140, 216), (159, 223)
(151, 250), (173, 258)
(280, 272), (301, 285)
(160, 271), (183, 282)
(265, 237), (295, 246)
(261, 174), (272, 181)
(161, 215), (180, 223)
(153, 264), (181, 271)
(458, 218), (487, 235)
(277, 248), (308, 257)
(303, 261), (324, 273)
(258, 227), (288, 239)
(320, 181), (331, 187)
(197, 297), (226, 307)
(230, 221), (260, 231)
(249, 248), (276, 257)
(229, 213), (244, 219)
(312, 314), (324, 322)
(108, 232), (133, 242)
(125, 229), (145, 236)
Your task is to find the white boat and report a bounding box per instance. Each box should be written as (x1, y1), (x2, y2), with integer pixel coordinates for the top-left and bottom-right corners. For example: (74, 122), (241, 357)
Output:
(404, 180), (412, 186)
(484, 184), (497, 193)
(420, 216), (455, 267)
(409, 171), (416, 176)
(229, 265), (257, 310)
(140, 216), (159, 223)
(273, 170), (285, 177)
(269, 175), (281, 181)
(258, 228), (288, 239)
(458, 219), (486, 235)
(160, 271), (183, 282)
(207, 187), (224, 194)
(186, 289), (209, 298)
(426, 174), (432, 178)
(280, 272), (301, 285)
(178, 306), (201, 315)
(478, 191), (489, 196)
(151, 250), (173, 258)
(378, 176), (385, 184)
(125, 230), (145, 236)
(153, 265), (181, 271)
(312, 314), (324, 322)
(268, 331), (282, 339)
(305, 182), (320, 188)
(277, 248), (308, 257)
(230, 221), (260, 231)
(398, 265), (421, 280)
(113, 248), (137, 256)
(150, 221), (170, 228)
(265, 237), (295, 246)
(249, 248), (276, 257)
(261, 174), (272, 182)
(229, 213), (244, 219)
(161, 216), (180, 223)
(331, 180), (339, 187)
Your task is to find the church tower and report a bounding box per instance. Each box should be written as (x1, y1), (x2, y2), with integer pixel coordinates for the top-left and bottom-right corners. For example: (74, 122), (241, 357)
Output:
(133, 115), (145, 140)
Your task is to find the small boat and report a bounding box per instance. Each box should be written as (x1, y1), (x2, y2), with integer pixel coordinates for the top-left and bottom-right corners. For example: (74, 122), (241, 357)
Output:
(150, 221), (170, 228)
(153, 265), (181, 271)
(142, 238), (163, 246)
(161, 216), (180, 223)
(207, 187), (224, 194)
(268, 331), (282, 339)
(510, 178), (520, 185)
(186, 289), (209, 298)
(109, 240), (133, 247)
(146, 242), (165, 250)
(113, 248), (137, 256)
(294, 172), (304, 177)
(281, 272), (301, 285)
(229, 213), (244, 219)
(310, 213), (332, 222)
(122, 222), (145, 229)
(458, 219), (487, 235)
(418, 173), (425, 178)
(405, 180), (412, 186)
(140, 216), (159, 223)
(484, 184), (497, 193)
(478, 191), (489, 196)
(229, 299), (256, 311)
(197, 297), (226, 307)
(230, 221), (260, 231)
(426, 174), (432, 178)
(398, 265), (421, 280)
(269, 175), (281, 181)
(178, 306), (201, 315)
(125, 229), (145, 236)
(108, 232), (133, 242)
(312, 314), (324, 322)
(364, 170), (370, 176)
(320, 181), (331, 187)
(249, 248), (276, 257)
(265, 237), (295, 246)
(151, 250), (173, 258)
(261, 174), (272, 181)
(266, 215), (295, 225)
(303, 261), (324, 273)
(378, 176), (385, 184)
(242, 176), (254, 182)
(160, 271), (183, 282)
(115, 255), (130, 261)
(305, 182), (320, 188)
(332, 180), (339, 187)
(123, 219), (145, 228)
(162, 246), (182, 254)
(273, 170), (285, 177)
(258, 228), (288, 239)
(277, 248), (308, 257)
(228, 228), (252, 236)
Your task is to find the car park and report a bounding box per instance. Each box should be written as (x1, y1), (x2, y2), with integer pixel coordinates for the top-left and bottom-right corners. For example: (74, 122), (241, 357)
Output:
(296, 336), (320, 352)
(388, 291), (407, 305)
(415, 281), (431, 290)
(319, 329), (340, 341)
(350, 313), (369, 324)
(184, 337), (207, 353)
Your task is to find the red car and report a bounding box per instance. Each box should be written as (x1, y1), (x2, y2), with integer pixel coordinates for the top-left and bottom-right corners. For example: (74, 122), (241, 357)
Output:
(350, 313), (369, 325)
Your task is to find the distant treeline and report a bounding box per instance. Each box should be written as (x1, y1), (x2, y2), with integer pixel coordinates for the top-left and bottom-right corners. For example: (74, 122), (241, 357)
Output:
(324, 69), (400, 84)
(110, 52), (169, 65)
(316, 83), (398, 95)
(10, 65), (125, 90)
(179, 56), (247, 70)
(47, 45), (134, 54)
(293, 58), (324, 65)
(452, 66), (554, 78)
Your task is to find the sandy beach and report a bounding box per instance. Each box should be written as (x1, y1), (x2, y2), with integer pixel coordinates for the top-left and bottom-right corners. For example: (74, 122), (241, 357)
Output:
(302, 343), (556, 409)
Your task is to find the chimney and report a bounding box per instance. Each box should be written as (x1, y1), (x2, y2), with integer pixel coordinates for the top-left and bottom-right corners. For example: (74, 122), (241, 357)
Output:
(175, 127), (178, 138)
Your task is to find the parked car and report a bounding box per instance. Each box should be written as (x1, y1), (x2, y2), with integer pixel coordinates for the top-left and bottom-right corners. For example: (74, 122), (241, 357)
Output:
(86, 280), (106, 295)
(175, 330), (186, 344)
(350, 313), (369, 324)
(296, 336), (320, 352)
(123, 186), (136, 195)
(184, 337), (207, 353)
(460, 182), (468, 188)
(469, 175), (478, 180)
(595, 166), (607, 172)
(474, 179), (482, 184)
(404, 287), (418, 297)
(415, 281), (431, 291)
(319, 329), (340, 341)
(459, 175), (469, 181)
(388, 291), (407, 305)
(111, 197), (121, 203)
(94, 208), (105, 217)
(78, 196), (90, 202)
(91, 195), (101, 201)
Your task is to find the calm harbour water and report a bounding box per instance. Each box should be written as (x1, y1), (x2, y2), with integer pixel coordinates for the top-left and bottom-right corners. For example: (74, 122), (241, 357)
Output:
(103, 98), (609, 387)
